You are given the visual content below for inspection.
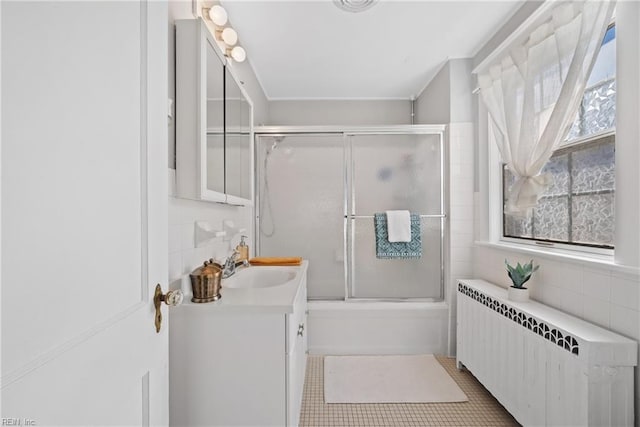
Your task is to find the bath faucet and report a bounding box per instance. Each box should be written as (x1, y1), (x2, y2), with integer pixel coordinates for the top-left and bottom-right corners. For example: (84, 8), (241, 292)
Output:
(221, 250), (249, 279)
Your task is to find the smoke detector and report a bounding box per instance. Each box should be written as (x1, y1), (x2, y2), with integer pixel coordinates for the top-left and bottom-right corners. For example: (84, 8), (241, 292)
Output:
(333, 0), (378, 13)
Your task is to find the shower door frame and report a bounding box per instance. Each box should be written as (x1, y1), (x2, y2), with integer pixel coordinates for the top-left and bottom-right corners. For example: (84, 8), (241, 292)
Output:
(254, 125), (447, 302)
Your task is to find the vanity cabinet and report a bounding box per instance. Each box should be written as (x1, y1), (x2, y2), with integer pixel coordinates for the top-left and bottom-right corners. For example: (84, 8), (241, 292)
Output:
(287, 282), (308, 426)
(169, 273), (308, 427)
(175, 18), (253, 205)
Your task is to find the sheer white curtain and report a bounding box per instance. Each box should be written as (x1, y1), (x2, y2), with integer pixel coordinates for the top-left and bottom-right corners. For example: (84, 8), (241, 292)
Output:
(479, 0), (615, 215)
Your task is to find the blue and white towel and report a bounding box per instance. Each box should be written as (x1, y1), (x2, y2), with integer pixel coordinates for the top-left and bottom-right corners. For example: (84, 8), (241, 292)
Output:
(374, 213), (422, 259)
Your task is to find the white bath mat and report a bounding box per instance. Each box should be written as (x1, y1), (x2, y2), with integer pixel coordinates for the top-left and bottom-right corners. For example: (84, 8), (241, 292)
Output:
(324, 354), (468, 404)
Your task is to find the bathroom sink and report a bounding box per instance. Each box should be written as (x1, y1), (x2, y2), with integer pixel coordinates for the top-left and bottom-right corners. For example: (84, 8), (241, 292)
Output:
(224, 268), (296, 289)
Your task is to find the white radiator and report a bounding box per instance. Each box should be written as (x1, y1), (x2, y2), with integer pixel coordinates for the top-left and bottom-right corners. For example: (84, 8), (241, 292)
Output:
(457, 279), (637, 427)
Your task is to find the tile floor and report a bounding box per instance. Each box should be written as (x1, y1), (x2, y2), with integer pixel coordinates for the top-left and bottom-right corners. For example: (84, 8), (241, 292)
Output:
(300, 355), (520, 427)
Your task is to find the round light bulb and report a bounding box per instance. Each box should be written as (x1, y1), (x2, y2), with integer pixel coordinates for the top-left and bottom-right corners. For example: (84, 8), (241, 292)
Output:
(230, 46), (246, 62)
(221, 27), (238, 46)
(208, 5), (228, 26)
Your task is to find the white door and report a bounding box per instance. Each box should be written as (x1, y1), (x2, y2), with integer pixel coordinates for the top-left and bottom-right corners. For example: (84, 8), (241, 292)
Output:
(1, 1), (170, 425)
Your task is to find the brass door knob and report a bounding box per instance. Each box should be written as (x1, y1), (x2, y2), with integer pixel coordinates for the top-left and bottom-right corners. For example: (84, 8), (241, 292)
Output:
(154, 284), (184, 333)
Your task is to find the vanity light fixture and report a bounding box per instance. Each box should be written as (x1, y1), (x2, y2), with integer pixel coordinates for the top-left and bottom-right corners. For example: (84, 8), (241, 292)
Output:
(203, 4), (247, 63)
(228, 46), (246, 63)
(221, 27), (238, 46)
(205, 5), (228, 26)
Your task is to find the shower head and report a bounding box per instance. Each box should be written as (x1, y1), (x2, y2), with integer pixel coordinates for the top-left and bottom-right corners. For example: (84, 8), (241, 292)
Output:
(267, 136), (285, 155)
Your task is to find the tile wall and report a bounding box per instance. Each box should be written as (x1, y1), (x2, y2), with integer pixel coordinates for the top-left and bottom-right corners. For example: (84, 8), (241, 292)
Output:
(167, 185), (252, 297)
(447, 122), (475, 355)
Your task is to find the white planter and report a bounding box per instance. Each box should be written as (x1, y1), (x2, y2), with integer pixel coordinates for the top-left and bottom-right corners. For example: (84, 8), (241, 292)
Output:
(508, 286), (530, 302)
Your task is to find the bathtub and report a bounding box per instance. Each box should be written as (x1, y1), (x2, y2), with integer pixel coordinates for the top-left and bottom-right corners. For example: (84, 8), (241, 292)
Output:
(307, 300), (449, 355)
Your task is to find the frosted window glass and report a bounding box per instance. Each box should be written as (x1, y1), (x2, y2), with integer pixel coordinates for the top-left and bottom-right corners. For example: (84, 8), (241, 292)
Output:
(565, 25), (616, 143)
(503, 137), (614, 248)
(504, 212), (533, 238)
(533, 196), (569, 241)
(571, 140), (615, 193)
(572, 193), (614, 245)
(540, 154), (569, 197)
(350, 217), (442, 299)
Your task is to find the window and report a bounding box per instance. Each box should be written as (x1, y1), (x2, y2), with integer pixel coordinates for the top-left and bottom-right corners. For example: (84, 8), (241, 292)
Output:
(502, 25), (616, 249)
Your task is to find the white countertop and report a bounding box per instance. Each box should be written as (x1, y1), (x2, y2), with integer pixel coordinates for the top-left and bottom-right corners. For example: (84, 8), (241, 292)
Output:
(176, 260), (308, 314)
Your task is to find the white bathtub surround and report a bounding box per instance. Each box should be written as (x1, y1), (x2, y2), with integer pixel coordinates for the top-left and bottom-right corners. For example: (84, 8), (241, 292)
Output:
(307, 301), (448, 355)
(458, 279), (637, 426)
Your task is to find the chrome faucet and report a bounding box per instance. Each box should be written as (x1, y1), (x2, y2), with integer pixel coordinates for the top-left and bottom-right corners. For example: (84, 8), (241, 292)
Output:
(221, 250), (249, 279)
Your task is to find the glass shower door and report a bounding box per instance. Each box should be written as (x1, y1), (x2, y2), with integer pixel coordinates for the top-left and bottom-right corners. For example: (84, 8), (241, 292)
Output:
(348, 133), (443, 299)
(257, 134), (346, 299)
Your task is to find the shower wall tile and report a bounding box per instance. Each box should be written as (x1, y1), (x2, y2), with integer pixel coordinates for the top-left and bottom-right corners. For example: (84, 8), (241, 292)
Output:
(542, 285), (583, 318)
(449, 124), (474, 160)
(451, 248), (473, 264)
(451, 228), (473, 241)
(451, 177), (474, 195)
(610, 305), (640, 340)
(450, 207), (474, 221)
(447, 122), (475, 356)
(451, 263), (473, 280)
(582, 294), (611, 329)
(450, 190), (474, 209)
(611, 275), (640, 311)
(450, 141), (473, 166)
(538, 261), (583, 294)
(582, 267), (612, 301)
(529, 283), (544, 301)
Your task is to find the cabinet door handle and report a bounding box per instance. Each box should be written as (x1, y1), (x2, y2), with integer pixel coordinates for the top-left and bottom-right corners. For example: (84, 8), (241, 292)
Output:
(297, 323), (305, 337)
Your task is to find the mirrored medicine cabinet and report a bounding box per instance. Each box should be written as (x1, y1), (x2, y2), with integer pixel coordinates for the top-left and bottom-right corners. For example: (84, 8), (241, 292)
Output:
(175, 18), (253, 205)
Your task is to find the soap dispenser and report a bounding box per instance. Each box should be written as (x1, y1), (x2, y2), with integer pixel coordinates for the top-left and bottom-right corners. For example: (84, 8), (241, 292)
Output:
(236, 235), (249, 262)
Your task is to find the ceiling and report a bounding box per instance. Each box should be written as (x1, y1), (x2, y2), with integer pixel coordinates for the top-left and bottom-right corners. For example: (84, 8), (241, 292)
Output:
(221, 0), (525, 100)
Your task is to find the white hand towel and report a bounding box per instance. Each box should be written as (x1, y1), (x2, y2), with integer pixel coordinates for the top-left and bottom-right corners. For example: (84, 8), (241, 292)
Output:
(386, 210), (411, 243)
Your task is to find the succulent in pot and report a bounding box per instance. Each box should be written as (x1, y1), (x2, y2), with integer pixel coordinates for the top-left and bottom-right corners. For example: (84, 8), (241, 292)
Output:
(505, 259), (539, 289)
